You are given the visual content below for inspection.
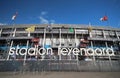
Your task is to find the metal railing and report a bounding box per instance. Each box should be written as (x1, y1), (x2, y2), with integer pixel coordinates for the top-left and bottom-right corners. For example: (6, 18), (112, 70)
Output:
(0, 59), (120, 72)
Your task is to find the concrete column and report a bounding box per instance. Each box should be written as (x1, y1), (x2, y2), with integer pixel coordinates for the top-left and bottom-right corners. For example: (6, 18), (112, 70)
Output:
(103, 30), (106, 38)
(90, 41), (93, 47)
(90, 41), (96, 65)
(7, 40), (13, 60)
(0, 28), (2, 37)
(115, 31), (119, 39)
(43, 28), (46, 48)
(89, 31), (92, 38)
(28, 31), (30, 37)
(105, 41), (108, 48)
(23, 40), (29, 65)
(74, 29), (77, 47)
(59, 28), (61, 60)
(74, 29), (78, 60)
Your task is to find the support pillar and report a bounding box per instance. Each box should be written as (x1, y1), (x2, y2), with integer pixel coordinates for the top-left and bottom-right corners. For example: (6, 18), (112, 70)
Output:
(59, 28), (61, 60)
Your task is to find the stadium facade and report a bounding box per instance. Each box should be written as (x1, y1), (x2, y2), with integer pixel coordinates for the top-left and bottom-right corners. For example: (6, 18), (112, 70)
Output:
(0, 24), (120, 72)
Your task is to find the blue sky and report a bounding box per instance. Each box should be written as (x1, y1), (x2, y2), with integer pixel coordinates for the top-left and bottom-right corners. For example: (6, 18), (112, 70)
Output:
(0, 0), (120, 28)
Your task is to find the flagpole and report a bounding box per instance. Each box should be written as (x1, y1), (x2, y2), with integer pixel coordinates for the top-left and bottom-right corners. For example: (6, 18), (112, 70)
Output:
(6, 12), (16, 60)
(6, 12), (18, 60)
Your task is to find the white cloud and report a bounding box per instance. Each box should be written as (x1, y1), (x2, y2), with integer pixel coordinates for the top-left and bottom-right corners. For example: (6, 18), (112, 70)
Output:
(41, 11), (47, 16)
(39, 11), (56, 24)
(0, 23), (6, 25)
(50, 20), (55, 24)
(39, 16), (49, 24)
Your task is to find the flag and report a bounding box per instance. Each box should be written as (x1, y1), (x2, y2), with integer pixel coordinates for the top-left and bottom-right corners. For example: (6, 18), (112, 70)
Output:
(88, 26), (92, 32)
(25, 26), (35, 32)
(12, 12), (18, 20)
(69, 27), (74, 32)
(100, 16), (108, 21)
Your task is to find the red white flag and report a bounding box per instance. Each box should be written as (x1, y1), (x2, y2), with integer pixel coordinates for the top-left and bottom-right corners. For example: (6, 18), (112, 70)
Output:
(100, 16), (108, 21)
(12, 12), (18, 20)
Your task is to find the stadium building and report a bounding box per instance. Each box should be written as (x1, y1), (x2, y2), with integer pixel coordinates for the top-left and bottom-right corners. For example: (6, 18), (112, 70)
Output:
(0, 24), (120, 72)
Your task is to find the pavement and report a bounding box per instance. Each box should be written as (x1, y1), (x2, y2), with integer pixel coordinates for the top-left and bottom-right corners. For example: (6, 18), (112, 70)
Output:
(0, 72), (120, 78)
